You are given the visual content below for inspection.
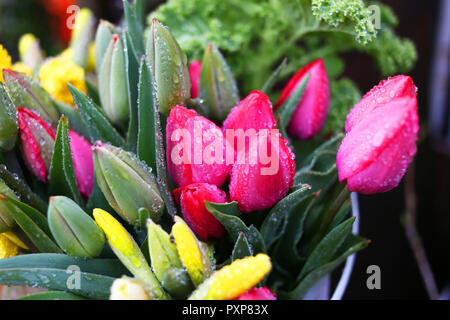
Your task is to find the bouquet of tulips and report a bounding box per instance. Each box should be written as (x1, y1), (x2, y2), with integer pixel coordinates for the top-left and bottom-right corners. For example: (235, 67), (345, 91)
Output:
(0, 1), (419, 300)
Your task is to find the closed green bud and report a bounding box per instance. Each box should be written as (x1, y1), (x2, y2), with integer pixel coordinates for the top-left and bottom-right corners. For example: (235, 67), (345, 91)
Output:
(2, 69), (60, 125)
(98, 34), (130, 128)
(70, 8), (96, 68)
(18, 33), (43, 71)
(94, 20), (116, 73)
(161, 267), (194, 300)
(146, 19), (190, 115)
(0, 84), (17, 151)
(0, 178), (18, 233)
(92, 142), (164, 227)
(48, 196), (105, 258)
(147, 219), (182, 282)
(200, 43), (239, 122)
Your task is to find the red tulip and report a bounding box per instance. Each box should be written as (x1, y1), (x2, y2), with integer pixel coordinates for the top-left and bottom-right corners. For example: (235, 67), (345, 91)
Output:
(337, 94), (419, 194)
(229, 130), (295, 212)
(17, 107), (56, 183)
(345, 75), (417, 133)
(235, 287), (276, 300)
(275, 59), (329, 140)
(175, 183), (227, 241)
(17, 107), (94, 198)
(188, 61), (201, 99)
(223, 90), (277, 134)
(166, 105), (231, 188)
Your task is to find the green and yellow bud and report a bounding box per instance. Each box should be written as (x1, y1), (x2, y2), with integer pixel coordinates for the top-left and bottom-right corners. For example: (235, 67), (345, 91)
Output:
(92, 143), (164, 227)
(161, 267), (194, 300)
(171, 216), (213, 287)
(147, 219), (182, 282)
(0, 233), (21, 259)
(70, 8), (96, 68)
(3, 69), (60, 124)
(200, 43), (239, 122)
(93, 208), (168, 300)
(189, 254), (272, 300)
(146, 19), (190, 115)
(110, 276), (151, 300)
(18, 33), (43, 71)
(0, 84), (17, 151)
(98, 34), (129, 128)
(94, 20), (115, 73)
(47, 196), (105, 258)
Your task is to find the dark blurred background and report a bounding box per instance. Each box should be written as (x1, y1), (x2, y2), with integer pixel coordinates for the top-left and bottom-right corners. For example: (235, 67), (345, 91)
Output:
(0, 0), (448, 299)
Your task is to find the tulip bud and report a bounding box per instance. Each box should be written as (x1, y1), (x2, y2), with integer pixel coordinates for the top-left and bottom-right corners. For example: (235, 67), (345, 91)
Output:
(172, 216), (213, 287)
(235, 287), (276, 300)
(48, 196), (105, 258)
(199, 44), (239, 122)
(93, 208), (168, 300)
(0, 84), (17, 151)
(275, 58), (330, 140)
(17, 107), (56, 182)
(94, 20), (115, 73)
(0, 178), (18, 233)
(146, 19), (190, 115)
(229, 130), (296, 213)
(189, 254), (272, 300)
(161, 267), (194, 300)
(0, 44), (12, 83)
(18, 33), (43, 71)
(222, 90), (277, 155)
(3, 69), (60, 124)
(177, 183), (227, 241)
(92, 142), (164, 226)
(110, 276), (151, 300)
(337, 94), (419, 194)
(166, 106), (231, 188)
(146, 219), (182, 282)
(98, 34), (130, 128)
(188, 61), (201, 99)
(69, 131), (94, 199)
(345, 75), (417, 133)
(0, 233), (20, 259)
(70, 8), (96, 68)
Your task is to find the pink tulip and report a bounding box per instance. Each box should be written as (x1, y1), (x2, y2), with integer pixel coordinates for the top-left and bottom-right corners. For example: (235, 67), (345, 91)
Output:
(166, 105), (231, 188)
(69, 131), (94, 198)
(17, 107), (56, 183)
(275, 58), (330, 140)
(337, 94), (419, 194)
(174, 183), (227, 241)
(17, 107), (94, 198)
(235, 287), (276, 300)
(188, 61), (201, 99)
(345, 75), (417, 133)
(229, 130), (295, 212)
(223, 90), (277, 133)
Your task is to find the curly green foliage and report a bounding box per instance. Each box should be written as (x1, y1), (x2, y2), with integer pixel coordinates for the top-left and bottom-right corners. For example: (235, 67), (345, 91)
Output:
(321, 78), (361, 136)
(149, 0), (416, 95)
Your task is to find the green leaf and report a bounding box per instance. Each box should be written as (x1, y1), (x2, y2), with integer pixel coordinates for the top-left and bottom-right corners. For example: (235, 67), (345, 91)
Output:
(54, 101), (90, 140)
(49, 117), (83, 205)
(85, 77), (101, 106)
(137, 57), (156, 171)
(260, 185), (312, 250)
(123, 0), (144, 56)
(0, 164), (47, 213)
(232, 232), (252, 261)
(298, 217), (355, 280)
(124, 30), (141, 153)
(278, 233), (368, 300)
(0, 194), (61, 253)
(68, 84), (125, 147)
(275, 74), (310, 134)
(17, 291), (87, 300)
(261, 57), (287, 94)
(205, 201), (265, 254)
(0, 254), (129, 277)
